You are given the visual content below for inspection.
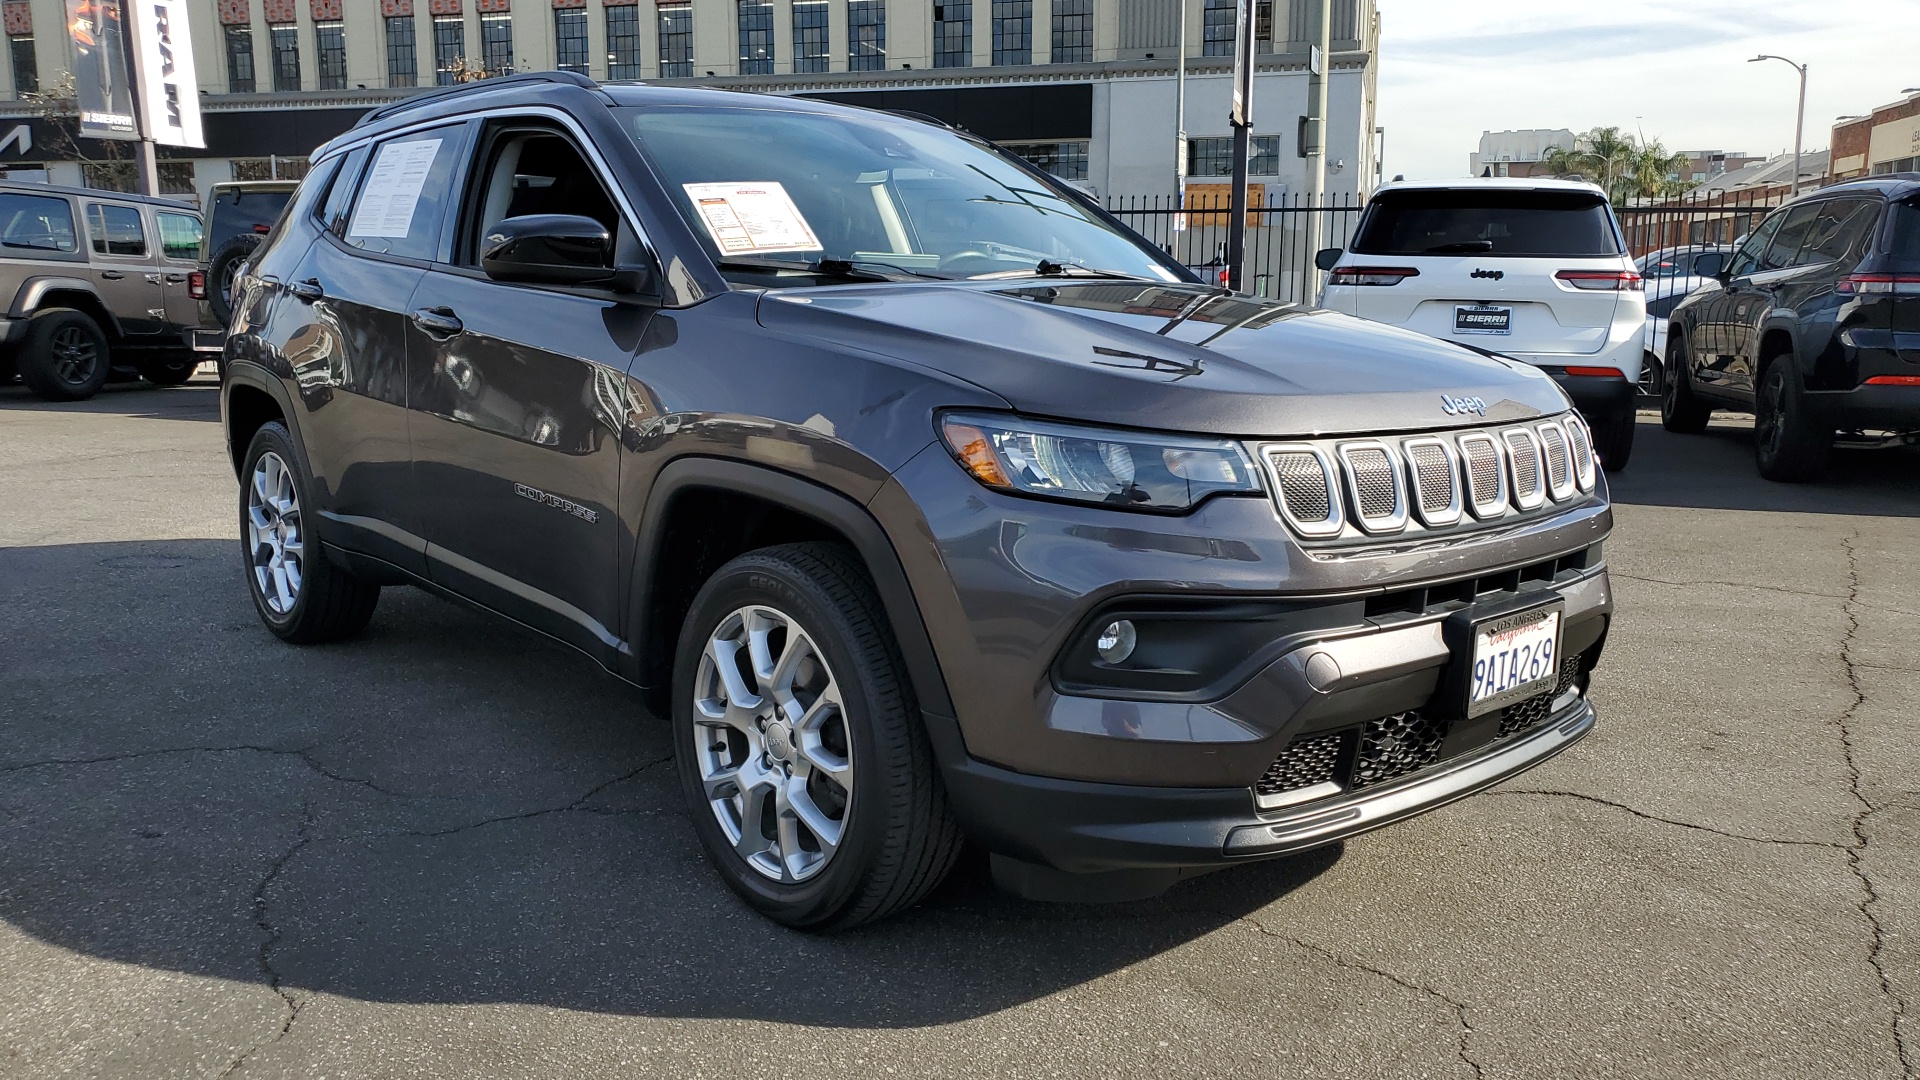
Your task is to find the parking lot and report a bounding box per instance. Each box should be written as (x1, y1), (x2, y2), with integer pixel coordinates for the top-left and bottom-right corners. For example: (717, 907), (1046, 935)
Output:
(1, 374), (1916, 1079)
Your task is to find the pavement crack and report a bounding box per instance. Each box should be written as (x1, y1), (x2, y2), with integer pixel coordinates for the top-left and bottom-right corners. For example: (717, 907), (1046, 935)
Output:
(218, 803), (313, 1078)
(351, 754), (675, 840)
(1610, 572), (1846, 601)
(0, 743), (484, 805)
(1490, 789), (1840, 849)
(1837, 535), (1915, 1079)
(1235, 916), (1483, 1079)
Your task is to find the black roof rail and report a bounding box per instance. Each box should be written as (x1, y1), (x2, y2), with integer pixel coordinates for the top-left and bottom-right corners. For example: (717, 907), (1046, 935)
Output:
(354, 70), (601, 128)
(884, 109), (957, 130)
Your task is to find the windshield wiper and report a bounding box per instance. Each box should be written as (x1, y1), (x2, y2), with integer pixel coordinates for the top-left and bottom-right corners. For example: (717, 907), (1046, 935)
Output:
(1424, 240), (1495, 253)
(971, 260), (1146, 281)
(714, 257), (945, 282)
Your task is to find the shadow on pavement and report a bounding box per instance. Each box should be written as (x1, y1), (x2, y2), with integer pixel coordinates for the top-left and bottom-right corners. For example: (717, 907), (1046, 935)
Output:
(0, 376), (222, 422)
(0, 538), (1336, 1028)
(1607, 414), (1920, 518)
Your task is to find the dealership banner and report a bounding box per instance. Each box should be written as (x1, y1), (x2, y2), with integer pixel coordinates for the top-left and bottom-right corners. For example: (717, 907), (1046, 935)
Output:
(65, 0), (138, 140)
(128, 0), (203, 147)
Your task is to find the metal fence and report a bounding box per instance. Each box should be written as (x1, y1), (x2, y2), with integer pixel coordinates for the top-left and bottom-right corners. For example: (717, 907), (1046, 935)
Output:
(1104, 192), (1364, 304)
(1613, 186), (1790, 258)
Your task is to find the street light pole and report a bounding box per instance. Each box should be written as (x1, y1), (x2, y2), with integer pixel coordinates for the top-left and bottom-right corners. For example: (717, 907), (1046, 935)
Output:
(1175, 0), (1187, 230)
(1750, 54), (1807, 195)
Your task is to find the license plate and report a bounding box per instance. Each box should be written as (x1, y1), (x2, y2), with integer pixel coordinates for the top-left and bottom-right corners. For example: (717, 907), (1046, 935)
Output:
(1454, 305), (1512, 335)
(1466, 605), (1562, 717)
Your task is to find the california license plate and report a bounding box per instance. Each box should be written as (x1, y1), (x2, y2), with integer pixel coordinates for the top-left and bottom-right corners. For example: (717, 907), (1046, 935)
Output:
(1466, 604), (1562, 717)
(1454, 305), (1512, 335)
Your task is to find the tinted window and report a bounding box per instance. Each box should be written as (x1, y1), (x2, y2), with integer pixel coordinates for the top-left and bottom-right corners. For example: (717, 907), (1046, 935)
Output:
(0, 192), (77, 252)
(344, 127), (463, 261)
(1350, 189), (1622, 257)
(317, 148), (368, 235)
(463, 129), (618, 267)
(1798, 200), (1879, 264)
(1889, 197), (1920, 258)
(156, 212), (202, 260)
(1758, 203), (1819, 272)
(208, 188), (295, 253)
(86, 203), (147, 257)
(1727, 213), (1783, 278)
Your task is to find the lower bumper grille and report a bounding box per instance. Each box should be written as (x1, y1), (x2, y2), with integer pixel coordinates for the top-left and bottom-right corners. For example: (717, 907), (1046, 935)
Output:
(1254, 731), (1345, 797)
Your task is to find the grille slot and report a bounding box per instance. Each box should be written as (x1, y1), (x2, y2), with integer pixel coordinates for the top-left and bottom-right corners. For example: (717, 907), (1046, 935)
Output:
(1456, 433), (1506, 517)
(1563, 415), (1597, 491)
(1338, 443), (1406, 533)
(1254, 731), (1344, 798)
(1401, 437), (1461, 526)
(1538, 422), (1575, 500)
(1264, 447), (1342, 537)
(1351, 709), (1450, 789)
(1497, 653), (1585, 738)
(1503, 428), (1546, 510)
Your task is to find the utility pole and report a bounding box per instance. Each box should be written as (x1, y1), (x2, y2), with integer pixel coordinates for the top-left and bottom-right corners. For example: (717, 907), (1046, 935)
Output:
(1174, 0), (1187, 233)
(1225, 0), (1254, 291)
(116, 4), (159, 197)
(1749, 54), (1807, 195)
(1303, 0), (1331, 286)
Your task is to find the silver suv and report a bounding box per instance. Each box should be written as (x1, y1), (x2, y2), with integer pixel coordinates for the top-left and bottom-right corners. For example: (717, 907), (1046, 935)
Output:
(0, 181), (205, 401)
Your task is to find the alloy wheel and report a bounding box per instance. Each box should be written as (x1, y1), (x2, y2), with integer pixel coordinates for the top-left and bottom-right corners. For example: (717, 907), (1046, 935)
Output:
(693, 605), (854, 884)
(246, 451), (305, 616)
(1756, 367), (1786, 458)
(50, 325), (100, 386)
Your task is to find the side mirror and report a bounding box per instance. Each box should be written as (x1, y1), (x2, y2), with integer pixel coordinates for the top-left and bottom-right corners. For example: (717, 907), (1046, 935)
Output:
(481, 214), (631, 288)
(1314, 247), (1343, 272)
(1692, 251), (1726, 279)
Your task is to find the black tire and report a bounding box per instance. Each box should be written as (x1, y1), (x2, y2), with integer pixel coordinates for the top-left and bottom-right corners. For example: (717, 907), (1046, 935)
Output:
(240, 422), (380, 643)
(137, 356), (200, 386)
(1592, 410), (1635, 472)
(1754, 359), (1830, 483)
(1638, 351), (1665, 398)
(1660, 333), (1711, 434)
(672, 542), (962, 931)
(207, 233), (263, 326)
(17, 308), (110, 402)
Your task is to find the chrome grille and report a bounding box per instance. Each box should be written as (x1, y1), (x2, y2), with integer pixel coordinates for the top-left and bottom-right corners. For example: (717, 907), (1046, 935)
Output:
(1339, 443), (1403, 532)
(1503, 428), (1546, 510)
(1539, 422), (1575, 499)
(1401, 438), (1459, 525)
(1268, 450), (1334, 527)
(1563, 415), (1597, 491)
(1457, 433), (1506, 517)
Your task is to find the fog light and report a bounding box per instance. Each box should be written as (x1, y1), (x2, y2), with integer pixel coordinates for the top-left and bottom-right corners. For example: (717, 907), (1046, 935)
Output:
(1095, 619), (1137, 665)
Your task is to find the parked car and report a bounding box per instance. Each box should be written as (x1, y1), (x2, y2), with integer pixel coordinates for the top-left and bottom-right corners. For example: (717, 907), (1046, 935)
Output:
(223, 73), (1614, 929)
(1663, 175), (1920, 481)
(186, 179), (298, 360)
(1636, 244), (1732, 397)
(1315, 178), (1646, 470)
(0, 181), (204, 401)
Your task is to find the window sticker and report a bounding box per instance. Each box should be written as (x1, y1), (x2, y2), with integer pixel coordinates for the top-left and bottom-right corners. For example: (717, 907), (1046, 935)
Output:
(682, 181), (822, 255)
(348, 138), (443, 239)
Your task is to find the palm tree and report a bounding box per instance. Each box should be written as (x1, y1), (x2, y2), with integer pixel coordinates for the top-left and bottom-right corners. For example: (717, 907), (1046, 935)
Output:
(1541, 127), (1697, 203)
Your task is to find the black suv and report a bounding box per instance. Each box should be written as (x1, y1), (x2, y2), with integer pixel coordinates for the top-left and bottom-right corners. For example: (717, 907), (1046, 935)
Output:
(1663, 175), (1920, 480)
(222, 73), (1615, 929)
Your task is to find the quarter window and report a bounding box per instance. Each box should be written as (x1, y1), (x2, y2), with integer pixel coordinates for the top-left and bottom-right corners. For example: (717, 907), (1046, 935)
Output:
(0, 192), (76, 252)
(343, 128), (463, 262)
(86, 203), (147, 257)
(156, 212), (203, 261)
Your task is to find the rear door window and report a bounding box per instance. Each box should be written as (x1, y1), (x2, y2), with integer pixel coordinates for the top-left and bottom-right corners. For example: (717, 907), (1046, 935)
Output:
(1797, 200), (1879, 265)
(156, 212), (202, 261)
(344, 126), (464, 261)
(0, 192), (77, 252)
(1350, 189), (1622, 257)
(86, 203), (148, 257)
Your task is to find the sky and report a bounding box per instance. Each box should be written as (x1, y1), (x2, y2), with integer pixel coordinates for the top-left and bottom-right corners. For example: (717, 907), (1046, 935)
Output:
(1374, 0), (1920, 180)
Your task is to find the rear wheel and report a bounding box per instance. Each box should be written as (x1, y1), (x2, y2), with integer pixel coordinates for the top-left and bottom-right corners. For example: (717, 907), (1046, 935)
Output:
(1754, 359), (1830, 483)
(1592, 410), (1635, 472)
(1660, 334), (1711, 434)
(17, 308), (110, 402)
(240, 422), (380, 642)
(673, 542), (962, 930)
(137, 356), (199, 386)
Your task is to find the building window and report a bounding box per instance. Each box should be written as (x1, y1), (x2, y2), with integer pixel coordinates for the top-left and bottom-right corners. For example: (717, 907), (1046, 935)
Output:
(606, 5), (641, 79)
(553, 8), (588, 75)
(480, 13), (513, 76)
(791, 0), (828, 73)
(991, 1), (1030, 65)
(81, 162), (139, 193)
(933, 1), (970, 68)
(156, 162), (197, 196)
(270, 24), (299, 91)
(1187, 135), (1282, 176)
(846, 0), (885, 71)
(657, 1), (692, 78)
(1202, 0), (1235, 56)
(1003, 141), (1089, 181)
(1255, 1), (1274, 52)
(8, 34), (34, 95)
(737, 1), (773, 75)
(432, 14), (464, 85)
(315, 20), (346, 90)
(230, 157), (313, 182)
(1051, 0), (1091, 63)
(386, 16), (417, 87)
(223, 26), (253, 93)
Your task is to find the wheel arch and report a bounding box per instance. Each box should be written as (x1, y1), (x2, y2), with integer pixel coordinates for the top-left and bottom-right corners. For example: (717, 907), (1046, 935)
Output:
(1755, 324), (1801, 385)
(11, 278), (124, 339)
(221, 361), (301, 478)
(627, 457), (955, 726)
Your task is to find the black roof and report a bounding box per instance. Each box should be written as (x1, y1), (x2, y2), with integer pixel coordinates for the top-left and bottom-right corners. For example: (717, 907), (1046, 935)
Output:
(0, 179), (197, 210)
(1797, 174), (1920, 201)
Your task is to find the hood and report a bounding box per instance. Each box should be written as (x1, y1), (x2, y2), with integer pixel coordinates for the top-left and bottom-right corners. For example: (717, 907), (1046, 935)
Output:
(755, 280), (1571, 437)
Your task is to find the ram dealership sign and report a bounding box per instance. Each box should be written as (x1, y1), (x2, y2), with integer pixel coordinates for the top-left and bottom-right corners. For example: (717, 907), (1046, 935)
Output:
(129, 0), (202, 147)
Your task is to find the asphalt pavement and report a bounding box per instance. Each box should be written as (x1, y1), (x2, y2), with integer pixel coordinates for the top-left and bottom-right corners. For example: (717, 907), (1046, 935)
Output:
(2, 376), (1916, 1079)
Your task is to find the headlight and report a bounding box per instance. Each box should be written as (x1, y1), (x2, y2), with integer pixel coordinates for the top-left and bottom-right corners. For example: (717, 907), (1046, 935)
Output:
(939, 412), (1261, 512)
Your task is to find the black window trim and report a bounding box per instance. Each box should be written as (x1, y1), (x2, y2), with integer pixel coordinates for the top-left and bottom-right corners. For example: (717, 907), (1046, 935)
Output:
(154, 210), (204, 265)
(84, 200), (151, 260)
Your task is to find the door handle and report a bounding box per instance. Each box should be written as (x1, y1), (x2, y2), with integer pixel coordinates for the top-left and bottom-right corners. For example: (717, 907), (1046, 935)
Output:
(164, 274), (186, 284)
(99, 270), (125, 279)
(288, 278), (324, 301)
(411, 306), (463, 339)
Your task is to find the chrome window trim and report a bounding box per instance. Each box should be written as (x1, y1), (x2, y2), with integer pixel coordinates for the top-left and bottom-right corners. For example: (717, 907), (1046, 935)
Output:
(1536, 420), (1578, 502)
(1335, 440), (1409, 535)
(1399, 435), (1463, 528)
(1455, 431), (1509, 520)
(1503, 428), (1547, 511)
(1258, 443), (1344, 539)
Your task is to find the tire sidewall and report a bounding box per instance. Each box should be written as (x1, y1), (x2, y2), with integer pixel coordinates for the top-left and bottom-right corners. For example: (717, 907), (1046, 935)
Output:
(207, 235), (263, 325)
(240, 422), (316, 635)
(671, 554), (896, 927)
(23, 310), (110, 400)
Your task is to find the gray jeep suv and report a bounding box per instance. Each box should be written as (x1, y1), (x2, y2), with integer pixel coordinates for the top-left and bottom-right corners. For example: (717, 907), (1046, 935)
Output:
(222, 73), (1614, 929)
(0, 181), (205, 400)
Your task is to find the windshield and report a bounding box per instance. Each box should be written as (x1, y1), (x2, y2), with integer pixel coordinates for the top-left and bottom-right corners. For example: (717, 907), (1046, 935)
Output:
(1351, 189), (1623, 257)
(619, 104), (1179, 283)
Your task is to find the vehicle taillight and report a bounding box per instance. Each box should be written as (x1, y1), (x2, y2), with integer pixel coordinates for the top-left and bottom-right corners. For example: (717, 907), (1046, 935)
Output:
(1838, 273), (1920, 296)
(1562, 366), (1624, 378)
(1329, 266), (1420, 287)
(1864, 375), (1920, 386)
(1555, 270), (1644, 292)
(187, 271), (206, 300)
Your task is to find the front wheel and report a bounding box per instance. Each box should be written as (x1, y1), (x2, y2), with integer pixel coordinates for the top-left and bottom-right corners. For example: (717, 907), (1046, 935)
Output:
(1754, 360), (1830, 483)
(673, 542), (962, 930)
(240, 422), (380, 642)
(17, 308), (110, 401)
(1661, 334), (1711, 434)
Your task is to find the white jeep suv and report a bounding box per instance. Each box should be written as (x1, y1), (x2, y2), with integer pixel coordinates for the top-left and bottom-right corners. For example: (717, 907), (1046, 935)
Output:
(1316, 179), (1645, 470)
